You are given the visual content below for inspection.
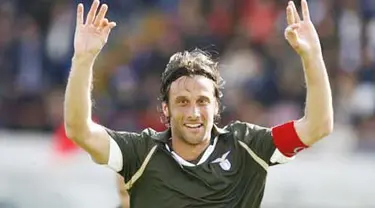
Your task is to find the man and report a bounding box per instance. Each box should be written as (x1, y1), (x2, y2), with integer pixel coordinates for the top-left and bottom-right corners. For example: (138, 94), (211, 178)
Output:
(64, 0), (333, 207)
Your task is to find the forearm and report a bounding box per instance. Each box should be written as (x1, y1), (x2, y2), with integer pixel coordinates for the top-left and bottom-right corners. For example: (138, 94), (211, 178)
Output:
(297, 53), (333, 145)
(64, 55), (96, 140)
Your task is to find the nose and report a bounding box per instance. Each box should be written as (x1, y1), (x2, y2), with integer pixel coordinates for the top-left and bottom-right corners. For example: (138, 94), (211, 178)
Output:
(188, 105), (201, 119)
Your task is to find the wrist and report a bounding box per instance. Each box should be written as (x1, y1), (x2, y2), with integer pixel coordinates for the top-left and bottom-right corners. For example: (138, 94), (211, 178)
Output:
(300, 51), (323, 63)
(72, 53), (97, 65)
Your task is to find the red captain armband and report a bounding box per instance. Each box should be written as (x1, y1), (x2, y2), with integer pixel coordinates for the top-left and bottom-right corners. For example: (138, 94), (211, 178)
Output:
(271, 121), (308, 157)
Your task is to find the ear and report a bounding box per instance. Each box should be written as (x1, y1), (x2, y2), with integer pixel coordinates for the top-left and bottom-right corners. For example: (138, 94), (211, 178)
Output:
(162, 102), (169, 118)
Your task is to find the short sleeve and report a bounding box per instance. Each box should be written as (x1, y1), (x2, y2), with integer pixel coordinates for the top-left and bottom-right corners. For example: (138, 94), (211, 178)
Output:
(105, 128), (155, 183)
(232, 122), (276, 164)
(230, 121), (293, 166)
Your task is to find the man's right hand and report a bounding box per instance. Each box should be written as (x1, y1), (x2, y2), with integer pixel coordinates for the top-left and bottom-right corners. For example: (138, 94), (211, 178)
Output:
(65, 0), (116, 165)
(74, 0), (116, 59)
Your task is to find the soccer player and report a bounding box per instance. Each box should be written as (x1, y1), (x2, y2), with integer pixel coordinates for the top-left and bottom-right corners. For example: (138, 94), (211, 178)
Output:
(64, 0), (333, 207)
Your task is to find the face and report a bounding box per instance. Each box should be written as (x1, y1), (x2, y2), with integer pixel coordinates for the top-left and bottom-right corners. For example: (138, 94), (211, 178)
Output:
(162, 75), (219, 145)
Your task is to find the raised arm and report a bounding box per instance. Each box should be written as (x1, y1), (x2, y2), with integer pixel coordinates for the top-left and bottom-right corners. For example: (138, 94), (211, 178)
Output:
(284, 0), (333, 146)
(64, 0), (116, 164)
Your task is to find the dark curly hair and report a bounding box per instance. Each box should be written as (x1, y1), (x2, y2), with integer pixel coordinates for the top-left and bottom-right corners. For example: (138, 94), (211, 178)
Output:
(158, 49), (225, 126)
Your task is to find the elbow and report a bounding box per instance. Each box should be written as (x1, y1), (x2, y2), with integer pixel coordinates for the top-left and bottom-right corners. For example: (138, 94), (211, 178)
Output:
(314, 119), (333, 141)
(64, 124), (80, 141)
(322, 116), (334, 136)
(64, 120), (90, 142)
(64, 125), (77, 141)
(298, 115), (334, 146)
(311, 116), (334, 143)
(320, 110), (334, 136)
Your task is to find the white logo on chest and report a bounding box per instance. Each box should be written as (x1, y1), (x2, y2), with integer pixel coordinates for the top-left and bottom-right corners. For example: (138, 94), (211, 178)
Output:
(211, 151), (231, 171)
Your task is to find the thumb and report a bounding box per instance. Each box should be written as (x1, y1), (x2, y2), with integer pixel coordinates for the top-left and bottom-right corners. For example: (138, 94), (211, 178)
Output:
(284, 24), (298, 43)
(284, 24), (300, 50)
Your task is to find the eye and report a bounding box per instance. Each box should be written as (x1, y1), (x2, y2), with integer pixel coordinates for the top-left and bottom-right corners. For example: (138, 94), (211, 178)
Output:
(198, 98), (209, 105)
(177, 99), (189, 105)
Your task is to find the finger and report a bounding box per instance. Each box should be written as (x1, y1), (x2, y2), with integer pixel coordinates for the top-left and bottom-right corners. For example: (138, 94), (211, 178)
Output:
(301, 0), (310, 21)
(86, 0), (100, 25)
(291, 1), (301, 22)
(286, 4), (294, 25)
(285, 31), (298, 48)
(102, 21), (116, 35)
(94, 4), (108, 27)
(76, 3), (84, 26)
(101, 22), (116, 43)
(284, 24), (299, 41)
(99, 18), (109, 32)
(100, 18), (109, 29)
(290, 23), (300, 30)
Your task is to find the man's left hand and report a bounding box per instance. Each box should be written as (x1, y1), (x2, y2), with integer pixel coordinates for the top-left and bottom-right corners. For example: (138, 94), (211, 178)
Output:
(284, 0), (321, 58)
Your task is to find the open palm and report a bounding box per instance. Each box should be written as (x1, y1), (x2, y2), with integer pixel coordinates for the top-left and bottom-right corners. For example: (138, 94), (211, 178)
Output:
(74, 0), (116, 58)
(284, 0), (321, 57)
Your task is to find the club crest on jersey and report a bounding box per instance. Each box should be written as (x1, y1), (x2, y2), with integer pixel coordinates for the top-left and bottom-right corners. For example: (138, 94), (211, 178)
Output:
(211, 151), (231, 171)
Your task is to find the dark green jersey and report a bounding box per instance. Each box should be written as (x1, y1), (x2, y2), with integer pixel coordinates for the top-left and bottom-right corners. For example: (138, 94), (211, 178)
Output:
(106, 121), (285, 208)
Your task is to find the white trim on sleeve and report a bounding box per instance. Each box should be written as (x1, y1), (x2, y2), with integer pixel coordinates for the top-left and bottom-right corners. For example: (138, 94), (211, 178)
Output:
(106, 137), (123, 172)
(270, 148), (295, 164)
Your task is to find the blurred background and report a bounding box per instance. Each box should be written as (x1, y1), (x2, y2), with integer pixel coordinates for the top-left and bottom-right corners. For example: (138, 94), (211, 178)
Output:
(0, 0), (374, 207)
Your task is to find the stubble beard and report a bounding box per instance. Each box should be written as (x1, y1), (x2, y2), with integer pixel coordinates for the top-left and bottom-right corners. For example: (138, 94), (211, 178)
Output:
(171, 120), (208, 146)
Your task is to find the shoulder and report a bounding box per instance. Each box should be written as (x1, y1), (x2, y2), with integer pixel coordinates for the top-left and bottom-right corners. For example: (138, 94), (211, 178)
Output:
(222, 120), (271, 137)
(106, 127), (165, 152)
(107, 127), (160, 140)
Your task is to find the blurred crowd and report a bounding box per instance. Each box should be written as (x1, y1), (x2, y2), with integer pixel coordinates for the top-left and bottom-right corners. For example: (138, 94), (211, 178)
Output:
(0, 0), (374, 151)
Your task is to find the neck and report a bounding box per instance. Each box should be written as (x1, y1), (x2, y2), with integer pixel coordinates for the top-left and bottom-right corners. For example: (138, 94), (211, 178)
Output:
(171, 135), (211, 162)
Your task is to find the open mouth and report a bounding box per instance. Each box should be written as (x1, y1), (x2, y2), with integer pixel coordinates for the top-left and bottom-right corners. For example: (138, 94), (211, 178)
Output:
(184, 124), (203, 129)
